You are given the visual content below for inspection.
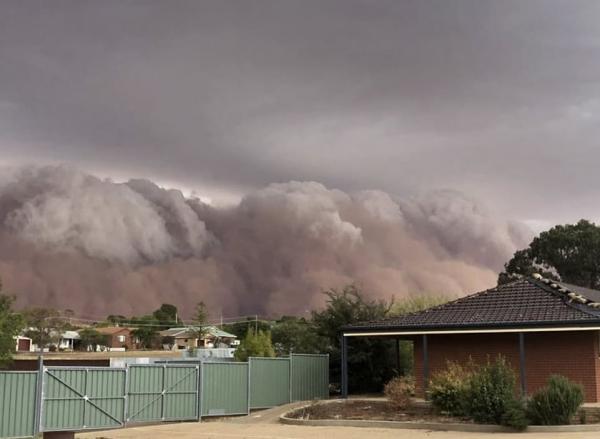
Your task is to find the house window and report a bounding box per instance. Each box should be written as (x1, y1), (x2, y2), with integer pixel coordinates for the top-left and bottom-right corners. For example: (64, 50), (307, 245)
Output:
(117, 335), (126, 343)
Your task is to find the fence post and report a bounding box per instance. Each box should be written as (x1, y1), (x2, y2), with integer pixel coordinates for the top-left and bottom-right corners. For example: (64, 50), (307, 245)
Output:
(195, 364), (202, 421)
(34, 355), (44, 435)
(246, 360), (251, 415)
(123, 365), (129, 425)
(288, 355), (293, 403)
(341, 336), (348, 398)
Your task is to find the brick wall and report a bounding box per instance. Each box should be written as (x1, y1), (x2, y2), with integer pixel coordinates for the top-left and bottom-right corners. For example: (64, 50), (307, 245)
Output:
(413, 331), (599, 402)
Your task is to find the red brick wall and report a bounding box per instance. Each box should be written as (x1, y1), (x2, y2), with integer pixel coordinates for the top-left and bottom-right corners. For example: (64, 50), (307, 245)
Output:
(413, 331), (599, 402)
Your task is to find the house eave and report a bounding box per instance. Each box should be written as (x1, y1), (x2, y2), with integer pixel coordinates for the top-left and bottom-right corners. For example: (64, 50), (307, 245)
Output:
(343, 322), (600, 337)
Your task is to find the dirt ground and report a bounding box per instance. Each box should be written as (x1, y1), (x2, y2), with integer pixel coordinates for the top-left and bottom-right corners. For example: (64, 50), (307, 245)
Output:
(75, 402), (600, 439)
(288, 399), (466, 423)
(76, 421), (600, 439)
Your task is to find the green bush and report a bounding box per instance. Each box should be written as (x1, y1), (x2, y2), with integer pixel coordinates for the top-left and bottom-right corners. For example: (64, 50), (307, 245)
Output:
(463, 356), (525, 428)
(501, 397), (529, 431)
(384, 376), (415, 409)
(527, 375), (584, 425)
(429, 361), (473, 416)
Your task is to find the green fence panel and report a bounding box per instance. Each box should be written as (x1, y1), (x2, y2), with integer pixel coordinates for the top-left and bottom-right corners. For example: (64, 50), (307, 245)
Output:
(201, 362), (248, 416)
(41, 367), (126, 432)
(249, 358), (290, 409)
(126, 365), (199, 423)
(291, 354), (329, 401)
(0, 372), (37, 439)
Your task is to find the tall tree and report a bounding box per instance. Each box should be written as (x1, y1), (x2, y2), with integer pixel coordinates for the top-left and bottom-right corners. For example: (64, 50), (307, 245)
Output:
(223, 318), (271, 339)
(191, 301), (210, 341)
(499, 220), (600, 288)
(153, 303), (178, 327)
(312, 285), (395, 393)
(0, 286), (25, 367)
(271, 316), (321, 355)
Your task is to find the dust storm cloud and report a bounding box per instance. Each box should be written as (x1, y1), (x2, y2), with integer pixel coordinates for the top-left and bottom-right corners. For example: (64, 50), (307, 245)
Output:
(0, 165), (530, 317)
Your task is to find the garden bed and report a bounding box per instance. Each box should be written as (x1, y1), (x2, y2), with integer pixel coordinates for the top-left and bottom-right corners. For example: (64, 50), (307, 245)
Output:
(287, 399), (468, 424)
(281, 399), (600, 433)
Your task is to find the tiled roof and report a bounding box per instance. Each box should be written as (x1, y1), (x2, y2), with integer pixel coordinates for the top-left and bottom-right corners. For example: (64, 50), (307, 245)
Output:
(344, 277), (600, 332)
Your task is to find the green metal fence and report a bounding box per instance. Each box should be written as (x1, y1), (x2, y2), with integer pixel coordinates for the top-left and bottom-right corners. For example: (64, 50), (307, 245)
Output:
(126, 364), (199, 423)
(291, 354), (329, 401)
(249, 357), (291, 409)
(0, 372), (38, 439)
(0, 353), (329, 438)
(41, 367), (127, 433)
(201, 362), (249, 416)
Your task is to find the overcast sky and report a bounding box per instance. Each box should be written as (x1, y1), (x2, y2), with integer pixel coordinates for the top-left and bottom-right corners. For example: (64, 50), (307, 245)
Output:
(2, 0), (600, 230)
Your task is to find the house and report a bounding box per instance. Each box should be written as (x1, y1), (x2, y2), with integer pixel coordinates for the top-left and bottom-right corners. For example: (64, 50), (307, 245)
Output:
(14, 335), (33, 352)
(342, 275), (600, 403)
(57, 330), (80, 351)
(93, 327), (137, 351)
(159, 326), (238, 350)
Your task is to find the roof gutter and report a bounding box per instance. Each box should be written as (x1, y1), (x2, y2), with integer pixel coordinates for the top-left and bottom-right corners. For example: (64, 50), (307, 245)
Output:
(344, 325), (600, 337)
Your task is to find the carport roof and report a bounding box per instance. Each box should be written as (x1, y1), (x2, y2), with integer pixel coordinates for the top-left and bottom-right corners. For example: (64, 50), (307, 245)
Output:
(343, 277), (600, 334)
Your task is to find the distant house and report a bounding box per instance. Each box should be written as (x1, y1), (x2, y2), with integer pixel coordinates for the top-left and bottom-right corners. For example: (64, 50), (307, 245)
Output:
(14, 335), (33, 352)
(23, 330), (80, 352)
(57, 331), (81, 351)
(159, 326), (238, 350)
(93, 327), (137, 351)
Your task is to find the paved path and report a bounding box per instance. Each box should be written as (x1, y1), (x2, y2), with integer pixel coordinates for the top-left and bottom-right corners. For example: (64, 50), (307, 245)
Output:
(76, 402), (600, 439)
(77, 422), (600, 439)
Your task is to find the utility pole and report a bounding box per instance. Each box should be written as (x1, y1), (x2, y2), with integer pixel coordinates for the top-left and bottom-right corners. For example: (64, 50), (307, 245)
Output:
(255, 315), (258, 333)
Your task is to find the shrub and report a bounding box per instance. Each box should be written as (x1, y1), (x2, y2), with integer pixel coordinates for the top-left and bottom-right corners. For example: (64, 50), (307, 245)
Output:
(527, 375), (584, 425)
(384, 376), (415, 409)
(501, 397), (529, 431)
(463, 356), (524, 427)
(429, 361), (473, 416)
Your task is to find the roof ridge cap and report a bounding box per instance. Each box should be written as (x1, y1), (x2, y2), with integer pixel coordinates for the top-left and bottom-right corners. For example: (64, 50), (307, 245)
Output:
(527, 276), (600, 317)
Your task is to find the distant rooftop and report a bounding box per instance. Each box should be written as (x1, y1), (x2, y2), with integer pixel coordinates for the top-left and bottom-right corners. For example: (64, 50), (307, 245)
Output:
(159, 326), (236, 339)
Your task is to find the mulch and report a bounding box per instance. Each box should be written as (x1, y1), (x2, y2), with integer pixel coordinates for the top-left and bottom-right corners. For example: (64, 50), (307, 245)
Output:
(287, 400), (472, 424)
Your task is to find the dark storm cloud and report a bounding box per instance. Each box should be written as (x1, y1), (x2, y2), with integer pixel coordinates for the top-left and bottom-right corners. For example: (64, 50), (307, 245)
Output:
(2, 1), (600, 225)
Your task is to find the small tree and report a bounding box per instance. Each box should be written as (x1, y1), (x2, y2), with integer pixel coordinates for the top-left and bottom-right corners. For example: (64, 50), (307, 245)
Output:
(234, 329), (275, 361)
(77, 328), (105, 351)
(24, 307), (66, 351)
(0, 290), (25, 367)
(130, 315), (160, 349)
